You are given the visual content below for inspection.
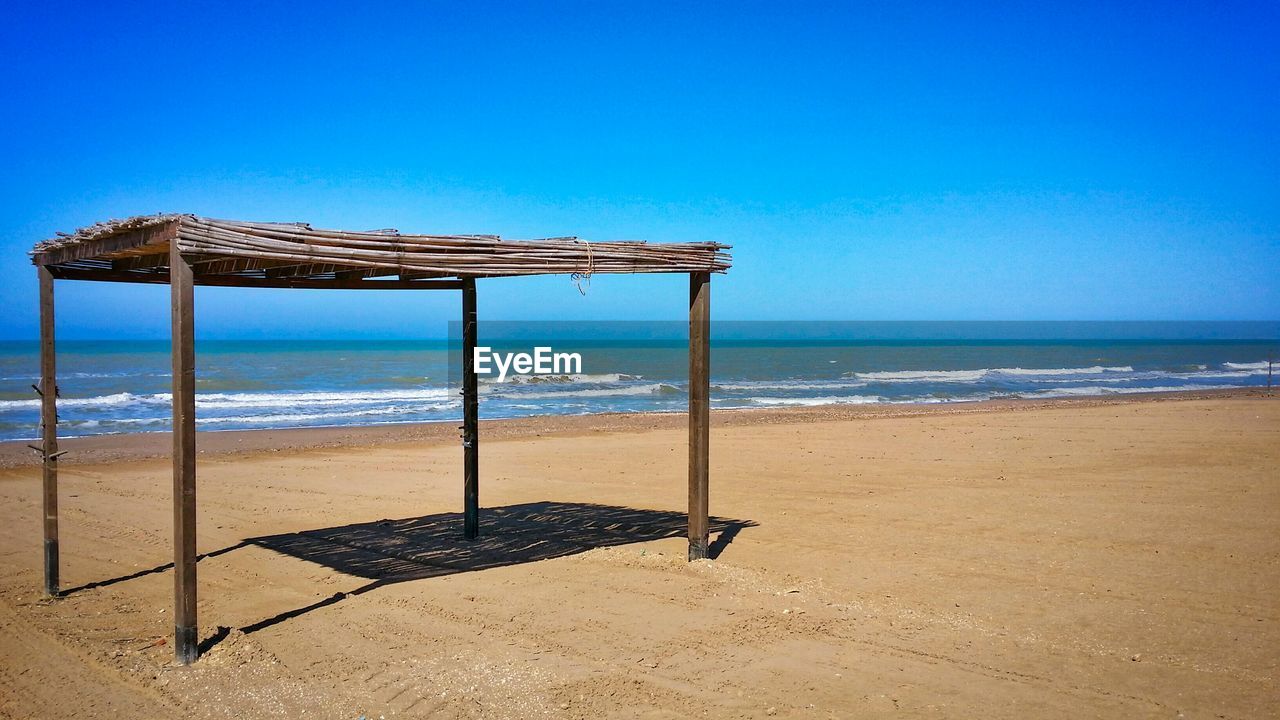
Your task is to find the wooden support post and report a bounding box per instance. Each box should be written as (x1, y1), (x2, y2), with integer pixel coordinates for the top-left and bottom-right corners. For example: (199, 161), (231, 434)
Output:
(688, 272), (711, 560)
(170, 245), (198, 665)
(461, 277), (479, 540)
(37, 266), (59, 596)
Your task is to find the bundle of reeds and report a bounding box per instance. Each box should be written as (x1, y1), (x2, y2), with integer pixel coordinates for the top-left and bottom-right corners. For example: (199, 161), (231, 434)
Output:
(32, 214), (731, 277)
(171, 216), (731, 277)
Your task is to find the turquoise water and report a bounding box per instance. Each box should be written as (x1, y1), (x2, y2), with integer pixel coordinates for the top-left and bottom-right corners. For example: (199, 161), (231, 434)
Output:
(0, 323), (1275, 440)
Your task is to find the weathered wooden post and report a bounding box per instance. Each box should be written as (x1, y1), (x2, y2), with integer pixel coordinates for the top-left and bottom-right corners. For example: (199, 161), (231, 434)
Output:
(37, 266), (59, 596)
(688, 272), (710, 560)
(170, 244), (198, 664)
(462, 277), (479, 539)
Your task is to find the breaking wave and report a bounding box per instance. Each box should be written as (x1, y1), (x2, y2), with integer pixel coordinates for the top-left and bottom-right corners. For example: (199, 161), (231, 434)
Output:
(849, 366), (1134, 383)
(1222, 361), (1271, 371)
(743, 395), (882, 407)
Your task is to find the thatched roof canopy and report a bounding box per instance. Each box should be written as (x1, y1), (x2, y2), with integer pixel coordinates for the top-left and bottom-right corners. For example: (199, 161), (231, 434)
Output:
(30, 214), (731, 289)
(28, 213), (726, 664)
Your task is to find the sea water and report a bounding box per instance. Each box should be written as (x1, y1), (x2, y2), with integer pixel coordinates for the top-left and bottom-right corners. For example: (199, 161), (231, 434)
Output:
(0, 322), (1275, 440)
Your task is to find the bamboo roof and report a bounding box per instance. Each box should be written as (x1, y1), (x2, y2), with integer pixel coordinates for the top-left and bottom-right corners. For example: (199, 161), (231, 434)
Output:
(30, 214), (731, 289)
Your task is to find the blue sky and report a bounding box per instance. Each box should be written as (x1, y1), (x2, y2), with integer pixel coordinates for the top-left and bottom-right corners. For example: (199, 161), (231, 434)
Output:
(2, 1), (1276, 339)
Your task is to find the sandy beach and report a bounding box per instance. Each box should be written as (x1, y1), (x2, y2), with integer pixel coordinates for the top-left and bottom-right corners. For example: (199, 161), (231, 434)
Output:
(0, 391), (1276, 718)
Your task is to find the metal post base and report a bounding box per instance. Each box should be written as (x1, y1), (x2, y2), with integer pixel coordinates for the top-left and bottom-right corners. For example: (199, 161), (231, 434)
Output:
(688, 539), (709, 561)
(43, 539), (59, 597)
(174, 624), (198, 665)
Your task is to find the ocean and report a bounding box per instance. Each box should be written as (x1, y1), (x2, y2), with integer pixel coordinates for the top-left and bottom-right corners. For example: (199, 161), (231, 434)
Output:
(0, 322), (1275, 441)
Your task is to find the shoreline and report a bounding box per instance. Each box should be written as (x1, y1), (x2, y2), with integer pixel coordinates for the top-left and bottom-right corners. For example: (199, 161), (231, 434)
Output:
(1, 386), (1270, 469)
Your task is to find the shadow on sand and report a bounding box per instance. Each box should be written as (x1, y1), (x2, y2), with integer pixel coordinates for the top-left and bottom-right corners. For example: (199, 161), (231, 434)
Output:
(158, 501), (753, 652)
(59, 542), (249, 596)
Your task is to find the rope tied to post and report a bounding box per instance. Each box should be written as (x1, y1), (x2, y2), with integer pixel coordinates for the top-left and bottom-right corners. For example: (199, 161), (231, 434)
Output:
(571, 238), (594, 295)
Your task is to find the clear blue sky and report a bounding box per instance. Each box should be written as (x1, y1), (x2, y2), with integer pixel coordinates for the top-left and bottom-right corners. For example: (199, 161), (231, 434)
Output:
(2, 1), (1276, 339)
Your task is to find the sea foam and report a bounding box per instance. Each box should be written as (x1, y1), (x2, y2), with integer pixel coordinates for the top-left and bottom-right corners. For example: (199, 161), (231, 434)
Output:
(850, 366), (1133, 383)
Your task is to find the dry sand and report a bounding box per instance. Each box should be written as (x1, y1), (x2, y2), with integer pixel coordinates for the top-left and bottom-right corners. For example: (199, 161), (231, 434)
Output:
(0, 392), (1276, 718)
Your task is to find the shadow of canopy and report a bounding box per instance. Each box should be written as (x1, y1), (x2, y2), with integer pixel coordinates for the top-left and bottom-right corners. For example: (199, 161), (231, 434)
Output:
(246, 501), (756, 584)
(203, 502), (755, 645)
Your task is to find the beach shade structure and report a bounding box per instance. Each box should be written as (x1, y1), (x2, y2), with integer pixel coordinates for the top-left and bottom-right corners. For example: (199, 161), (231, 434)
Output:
(28, 214), (731, 664)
